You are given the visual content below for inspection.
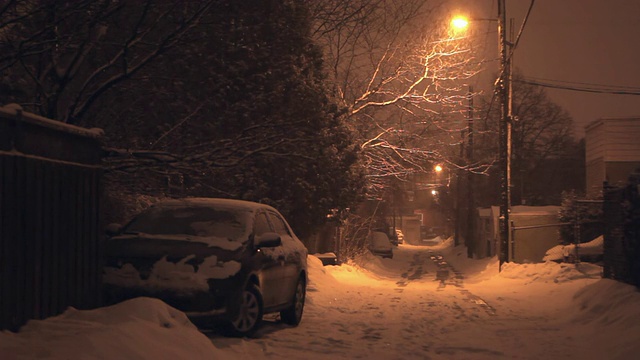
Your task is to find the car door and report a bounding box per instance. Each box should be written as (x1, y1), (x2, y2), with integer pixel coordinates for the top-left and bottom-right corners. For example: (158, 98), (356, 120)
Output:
(253, 211), (284, 308)
(267, 211), (304, 305)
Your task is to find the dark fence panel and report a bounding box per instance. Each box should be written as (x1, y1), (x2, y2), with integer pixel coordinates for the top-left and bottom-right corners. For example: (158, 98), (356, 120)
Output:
(603, 179), (640, 287)
(0, 107), (102, 331)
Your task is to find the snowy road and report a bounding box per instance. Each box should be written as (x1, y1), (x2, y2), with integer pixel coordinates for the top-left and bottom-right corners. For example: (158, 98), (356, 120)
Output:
(204, 243), (609, 359)
(3, 239), (637, 359)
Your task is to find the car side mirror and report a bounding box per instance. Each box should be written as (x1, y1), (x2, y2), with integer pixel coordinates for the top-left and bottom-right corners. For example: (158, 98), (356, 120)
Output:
(255, 232), (282, 248)
(105, 223), (122, 237)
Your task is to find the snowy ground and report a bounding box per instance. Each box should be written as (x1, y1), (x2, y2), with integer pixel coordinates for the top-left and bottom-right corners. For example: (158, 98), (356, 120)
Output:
(2, 238), (640, 359)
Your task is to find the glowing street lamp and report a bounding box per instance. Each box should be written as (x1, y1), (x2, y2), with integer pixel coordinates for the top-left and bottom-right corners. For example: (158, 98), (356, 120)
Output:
(450, 16), (469, 31)
(434, 164), (443, 173)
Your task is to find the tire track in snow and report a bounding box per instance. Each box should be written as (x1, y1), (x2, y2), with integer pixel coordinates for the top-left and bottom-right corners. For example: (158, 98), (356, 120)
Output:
(428, 250), (497, 316)
(396, 252), (429, 289)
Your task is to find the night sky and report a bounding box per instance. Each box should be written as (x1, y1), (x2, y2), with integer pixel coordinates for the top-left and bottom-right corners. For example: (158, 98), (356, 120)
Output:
(450, 0), (640, 137)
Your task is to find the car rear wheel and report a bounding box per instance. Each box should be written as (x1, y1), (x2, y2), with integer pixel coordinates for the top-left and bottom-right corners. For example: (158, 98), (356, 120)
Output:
(228, 284), (263, 337)
(280, 276), (306, 325)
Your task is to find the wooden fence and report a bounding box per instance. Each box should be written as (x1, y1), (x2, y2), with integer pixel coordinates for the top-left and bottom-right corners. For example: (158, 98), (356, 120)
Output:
(0, 105), (103, 331)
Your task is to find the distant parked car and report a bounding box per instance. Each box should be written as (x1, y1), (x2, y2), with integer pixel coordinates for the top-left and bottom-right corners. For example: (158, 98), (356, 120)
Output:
(423, 226), (444, 240)
(314, 252), (340, 266)
(103, 198), (308, 337)
(395, 229), (405, 244)
(368, 231), (393, 259)
(543, 235), (604, 263)
(388, 232), (400, 246)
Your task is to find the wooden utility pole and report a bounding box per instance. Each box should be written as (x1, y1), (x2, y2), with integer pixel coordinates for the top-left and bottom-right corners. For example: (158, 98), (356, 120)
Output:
(466, 86), (475, 258)
(498, 0), (512, 270)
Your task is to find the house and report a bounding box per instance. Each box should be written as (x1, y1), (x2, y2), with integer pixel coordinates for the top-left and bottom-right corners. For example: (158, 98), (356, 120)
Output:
(585, 117), (640, 196)
(476, 206), (499, 259)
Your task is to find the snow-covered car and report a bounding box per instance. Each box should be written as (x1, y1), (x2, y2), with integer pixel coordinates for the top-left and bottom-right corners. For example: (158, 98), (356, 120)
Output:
(102, 198), (308, 337)
(314, 252), (340, 266)
(388, 231), (400, 246)
(543, 235), (604, 263)
(423, 226), (444, 240)
(368, 231), (393, 259)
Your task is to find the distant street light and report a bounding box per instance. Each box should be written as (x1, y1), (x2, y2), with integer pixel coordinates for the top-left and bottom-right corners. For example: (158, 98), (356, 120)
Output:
(434, 164), (443, 173)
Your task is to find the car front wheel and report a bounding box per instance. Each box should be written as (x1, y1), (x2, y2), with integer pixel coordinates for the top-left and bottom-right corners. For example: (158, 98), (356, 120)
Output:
(280, 276), (306, 325)
(228, 284), (263, 337)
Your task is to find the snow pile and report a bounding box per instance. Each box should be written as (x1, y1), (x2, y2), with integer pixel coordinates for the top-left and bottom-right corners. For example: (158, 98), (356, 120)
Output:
(573, 279), (640, 328)
(0, 298), (223, 360)
(543, 235), (604, 262)
(570, 279), (640, 360)
(305, 254), (334, 296)
(498, 261), (603, 284)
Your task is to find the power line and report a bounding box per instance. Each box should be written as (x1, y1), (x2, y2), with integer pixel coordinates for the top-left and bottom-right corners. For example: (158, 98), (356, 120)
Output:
(517, 78), (640, 95)
(510, 0), (535, 53)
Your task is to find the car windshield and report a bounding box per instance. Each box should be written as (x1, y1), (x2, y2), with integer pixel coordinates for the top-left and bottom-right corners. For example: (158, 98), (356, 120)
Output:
(123, 205), (251, 242)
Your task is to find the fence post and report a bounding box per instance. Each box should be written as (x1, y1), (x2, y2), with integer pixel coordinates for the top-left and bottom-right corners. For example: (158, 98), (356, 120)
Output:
(574, 202), (581, 263)
(510, 220), (515, 262)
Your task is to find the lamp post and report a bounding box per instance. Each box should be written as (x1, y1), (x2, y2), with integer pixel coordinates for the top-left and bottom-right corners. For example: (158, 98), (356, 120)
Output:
(452, 0), (512, 269)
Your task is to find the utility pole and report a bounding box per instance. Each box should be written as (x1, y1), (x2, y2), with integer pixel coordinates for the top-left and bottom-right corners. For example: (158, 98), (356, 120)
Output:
(455, 115), (465, 248)
(466, 85), (474, 258)
(498, 0), (512, 270)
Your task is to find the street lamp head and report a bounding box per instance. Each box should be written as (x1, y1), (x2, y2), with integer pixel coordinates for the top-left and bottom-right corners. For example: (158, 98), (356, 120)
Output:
(434, 164), (443, 173)
(451, 16), (469, 31)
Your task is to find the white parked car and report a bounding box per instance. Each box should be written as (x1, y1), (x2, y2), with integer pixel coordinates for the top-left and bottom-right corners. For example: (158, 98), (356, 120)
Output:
(368, 231), (393, 259)
(395, 229), (405, 244)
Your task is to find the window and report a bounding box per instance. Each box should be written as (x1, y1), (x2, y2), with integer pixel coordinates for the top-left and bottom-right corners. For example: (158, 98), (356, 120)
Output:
(123, 206), (249, 242)
(268, 212), (291, 236)
(254, 212), (272, 236)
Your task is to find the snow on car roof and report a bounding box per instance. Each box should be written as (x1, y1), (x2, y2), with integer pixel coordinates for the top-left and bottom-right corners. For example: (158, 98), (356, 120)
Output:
(153, 198), (276, 212)
(370, 231), (391, 246)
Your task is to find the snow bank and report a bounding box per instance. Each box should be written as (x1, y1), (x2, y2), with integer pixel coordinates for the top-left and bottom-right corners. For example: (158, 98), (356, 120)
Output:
(570, 279), (640, 360)
(498, 261), (603, 283)
(0, 298), (223, 360)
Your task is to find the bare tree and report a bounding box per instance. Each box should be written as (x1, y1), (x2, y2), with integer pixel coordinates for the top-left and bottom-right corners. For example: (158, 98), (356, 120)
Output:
(307, 0), (482, 196)
(510, 73), (577, 205)
(473, 72), (579, 206)
(0, 0), (213, 124)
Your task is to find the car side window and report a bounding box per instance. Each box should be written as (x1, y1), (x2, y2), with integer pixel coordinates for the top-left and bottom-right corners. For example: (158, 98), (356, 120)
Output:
(267, 212), (291, 237)
(254, 212), (272, 236)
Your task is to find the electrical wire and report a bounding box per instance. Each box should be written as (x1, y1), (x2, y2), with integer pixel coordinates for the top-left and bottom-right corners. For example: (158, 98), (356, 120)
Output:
(510, 0), (535, 52)
(516, 77), (640, 95)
